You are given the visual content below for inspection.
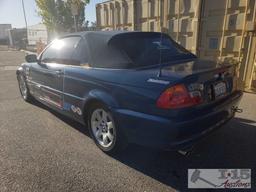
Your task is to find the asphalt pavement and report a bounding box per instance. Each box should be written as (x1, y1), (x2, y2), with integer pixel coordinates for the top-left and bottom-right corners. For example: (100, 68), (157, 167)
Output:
(0, 48), (255, 192)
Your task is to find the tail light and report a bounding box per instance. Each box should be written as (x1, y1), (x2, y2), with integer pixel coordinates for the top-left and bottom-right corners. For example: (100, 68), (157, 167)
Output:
(156, 84), (202, 109)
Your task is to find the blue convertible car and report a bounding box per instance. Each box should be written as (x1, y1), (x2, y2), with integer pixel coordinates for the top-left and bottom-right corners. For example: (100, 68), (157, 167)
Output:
(17, 31), (242, 154)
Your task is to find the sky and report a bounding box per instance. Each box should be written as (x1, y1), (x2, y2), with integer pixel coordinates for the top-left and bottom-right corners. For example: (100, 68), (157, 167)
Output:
(0, 0), (103, 28)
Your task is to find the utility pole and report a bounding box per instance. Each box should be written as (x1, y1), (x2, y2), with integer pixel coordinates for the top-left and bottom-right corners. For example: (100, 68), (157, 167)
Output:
(64, 0), (79, 32)
(21, 0), (28, 29)
(21, 0), (28, 44)
(70, 1), (79, 32)
(73, 15), (78, 32)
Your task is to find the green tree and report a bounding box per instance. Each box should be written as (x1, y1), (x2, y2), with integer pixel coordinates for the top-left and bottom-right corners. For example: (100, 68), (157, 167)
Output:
(35, 0), (90, 33)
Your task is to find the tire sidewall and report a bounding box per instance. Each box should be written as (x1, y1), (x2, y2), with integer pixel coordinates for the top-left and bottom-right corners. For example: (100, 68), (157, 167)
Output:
(17, 74), (28, 101)
(88, 103), (121, 153)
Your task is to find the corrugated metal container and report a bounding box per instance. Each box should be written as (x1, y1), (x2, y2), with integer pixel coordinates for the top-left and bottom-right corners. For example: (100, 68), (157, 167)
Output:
(164, 0), (256, 90)
(198, 0), (248, 61)
(96, 0), (256, 90)
(96, 0), (135, 31)
(166, 0), (200, 53)
(197, 0), (256, 90)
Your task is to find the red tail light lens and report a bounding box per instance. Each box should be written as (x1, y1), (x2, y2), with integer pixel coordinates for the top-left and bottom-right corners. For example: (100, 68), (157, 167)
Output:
(156, 84), (202, 109)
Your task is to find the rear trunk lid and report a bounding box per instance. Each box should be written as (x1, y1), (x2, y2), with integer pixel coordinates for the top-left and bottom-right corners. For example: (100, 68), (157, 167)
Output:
(84, 58), (236, 104)
(157, 59), (236, 103)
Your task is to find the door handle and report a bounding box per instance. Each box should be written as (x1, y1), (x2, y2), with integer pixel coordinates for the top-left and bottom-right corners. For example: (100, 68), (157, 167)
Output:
(55, 70), (64, 77)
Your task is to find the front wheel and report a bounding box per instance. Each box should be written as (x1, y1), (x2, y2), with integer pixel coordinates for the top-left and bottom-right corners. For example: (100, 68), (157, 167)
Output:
(17, 74), (32, 102)
(88, 103), (127, 154)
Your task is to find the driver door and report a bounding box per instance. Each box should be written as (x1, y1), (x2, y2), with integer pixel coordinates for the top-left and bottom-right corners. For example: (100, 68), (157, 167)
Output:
(30, 36), (81, 109)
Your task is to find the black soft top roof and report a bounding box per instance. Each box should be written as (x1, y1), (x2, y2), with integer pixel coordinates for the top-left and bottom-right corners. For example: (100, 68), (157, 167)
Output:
(69, 30), (161, 42)
(61, 31), (167, 68)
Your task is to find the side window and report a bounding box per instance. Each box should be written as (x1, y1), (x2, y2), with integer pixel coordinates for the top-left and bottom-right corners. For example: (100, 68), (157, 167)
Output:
(41, 36), (81, 65)
(72, 39), (89, 66)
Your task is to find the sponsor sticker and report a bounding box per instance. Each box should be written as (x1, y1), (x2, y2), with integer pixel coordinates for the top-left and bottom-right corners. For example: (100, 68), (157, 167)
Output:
(63, 102), (72, 111)
(63, 102), (82, 116)
(188, 169), (251, 189)
(71, 105), (82, 116)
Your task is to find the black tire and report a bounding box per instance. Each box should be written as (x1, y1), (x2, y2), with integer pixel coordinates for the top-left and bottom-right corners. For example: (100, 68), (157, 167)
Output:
(17, 74), (33, 102)
(88, 102), (127, 154)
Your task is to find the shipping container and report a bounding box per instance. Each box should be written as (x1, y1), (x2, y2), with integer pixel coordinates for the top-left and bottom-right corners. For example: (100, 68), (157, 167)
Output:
(96, 0), (256, 90)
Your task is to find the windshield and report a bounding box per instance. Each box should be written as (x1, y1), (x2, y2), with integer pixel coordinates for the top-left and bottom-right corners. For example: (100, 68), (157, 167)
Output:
(110, 33), (196, 68)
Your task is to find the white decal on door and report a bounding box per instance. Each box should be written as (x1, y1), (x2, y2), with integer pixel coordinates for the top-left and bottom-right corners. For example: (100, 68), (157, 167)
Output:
(71, 105), (82, 116)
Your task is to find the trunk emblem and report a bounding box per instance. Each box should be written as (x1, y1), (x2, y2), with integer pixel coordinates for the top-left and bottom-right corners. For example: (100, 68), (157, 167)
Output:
(188, 83), (204, 91)
(147, 78), (170, 85)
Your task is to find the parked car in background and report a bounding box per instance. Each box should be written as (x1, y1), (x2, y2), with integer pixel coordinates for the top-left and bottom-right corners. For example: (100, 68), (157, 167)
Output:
(16, 31), (243, 154)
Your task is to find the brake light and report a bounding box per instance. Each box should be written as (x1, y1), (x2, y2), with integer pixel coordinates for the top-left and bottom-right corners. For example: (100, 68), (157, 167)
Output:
(156, 84), (202, 109)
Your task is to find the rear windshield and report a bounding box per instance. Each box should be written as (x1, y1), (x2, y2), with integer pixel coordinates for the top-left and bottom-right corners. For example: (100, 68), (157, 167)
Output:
(110, 33), (196, 69)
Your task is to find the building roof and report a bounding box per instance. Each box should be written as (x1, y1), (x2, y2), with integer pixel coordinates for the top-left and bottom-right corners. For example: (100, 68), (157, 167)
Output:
(27, 23), (47, 30)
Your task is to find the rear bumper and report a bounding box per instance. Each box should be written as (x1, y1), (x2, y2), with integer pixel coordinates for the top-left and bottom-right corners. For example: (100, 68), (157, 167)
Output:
(113, 91), (243, 150)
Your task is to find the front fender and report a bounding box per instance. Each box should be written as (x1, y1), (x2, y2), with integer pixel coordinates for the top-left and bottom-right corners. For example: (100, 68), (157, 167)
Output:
(16, 64), (28, 77)
(16, 66), (24, 76)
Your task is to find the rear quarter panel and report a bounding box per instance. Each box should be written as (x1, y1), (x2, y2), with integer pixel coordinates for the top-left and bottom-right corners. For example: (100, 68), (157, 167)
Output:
(62, 66), (169, 123)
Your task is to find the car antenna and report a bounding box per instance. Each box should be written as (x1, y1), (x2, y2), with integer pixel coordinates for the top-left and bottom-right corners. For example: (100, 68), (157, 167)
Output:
(157, 26), (163, 77)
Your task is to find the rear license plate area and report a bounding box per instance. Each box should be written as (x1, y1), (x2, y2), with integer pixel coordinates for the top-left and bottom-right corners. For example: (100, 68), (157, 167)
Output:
(214, 82), (227, 98)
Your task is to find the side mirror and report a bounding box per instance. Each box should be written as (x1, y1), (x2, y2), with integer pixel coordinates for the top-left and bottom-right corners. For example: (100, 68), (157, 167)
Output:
(25, 54), (38, 63)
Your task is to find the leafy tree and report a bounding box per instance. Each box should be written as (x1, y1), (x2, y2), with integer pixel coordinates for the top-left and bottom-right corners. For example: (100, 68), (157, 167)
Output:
(90, 21), (97, 28)
(81, 20), (97, 31)
(35, 0), (90, 33)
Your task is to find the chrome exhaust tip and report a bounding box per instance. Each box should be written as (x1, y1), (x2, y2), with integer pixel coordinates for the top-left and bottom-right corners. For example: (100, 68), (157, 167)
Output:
(178, 146), (194, 156)
(232, 106), (243, 113)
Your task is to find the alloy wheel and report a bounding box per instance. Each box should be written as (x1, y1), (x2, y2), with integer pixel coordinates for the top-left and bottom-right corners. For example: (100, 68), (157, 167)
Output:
(91, 108), (116, 148)
(18, 75), (27, 99)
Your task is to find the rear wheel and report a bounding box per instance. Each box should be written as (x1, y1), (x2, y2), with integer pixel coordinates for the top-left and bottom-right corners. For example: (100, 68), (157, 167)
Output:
(88, 103), (127, 154)
(17, 74), (32, 102)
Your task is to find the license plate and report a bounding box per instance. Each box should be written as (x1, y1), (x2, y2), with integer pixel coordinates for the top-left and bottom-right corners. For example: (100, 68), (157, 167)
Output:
(214, 82), (227, 98)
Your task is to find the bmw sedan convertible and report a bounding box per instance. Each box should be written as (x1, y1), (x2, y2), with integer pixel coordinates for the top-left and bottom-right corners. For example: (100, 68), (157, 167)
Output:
(17, 31), (243, 154)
